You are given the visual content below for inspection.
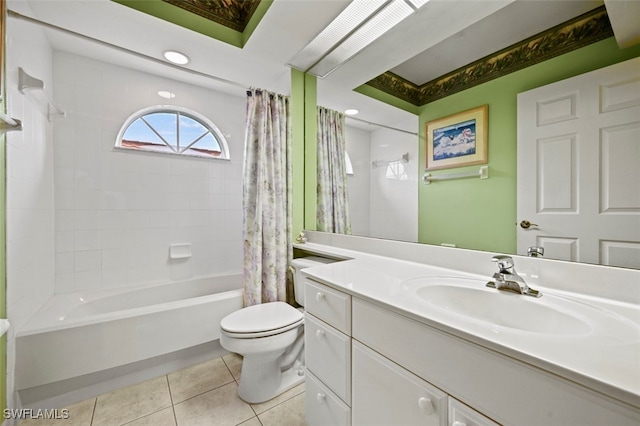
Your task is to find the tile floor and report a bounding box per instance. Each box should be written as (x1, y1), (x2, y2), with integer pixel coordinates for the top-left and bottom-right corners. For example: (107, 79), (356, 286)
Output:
(20, 353), (307, 426)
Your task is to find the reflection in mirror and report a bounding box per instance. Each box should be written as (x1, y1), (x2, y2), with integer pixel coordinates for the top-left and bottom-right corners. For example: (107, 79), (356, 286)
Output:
(345, 120), (418, 243)
(332, 9), (640, 268)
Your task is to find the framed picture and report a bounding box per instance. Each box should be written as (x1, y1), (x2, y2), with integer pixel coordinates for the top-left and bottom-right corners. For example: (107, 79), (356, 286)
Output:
(425, 105), (488, 171)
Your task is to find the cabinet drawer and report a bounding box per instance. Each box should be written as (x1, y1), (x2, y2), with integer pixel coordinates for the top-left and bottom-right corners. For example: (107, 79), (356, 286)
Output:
(305, 313), (351, 403)
(305, 370), (351, 426)
(352, 340), (447, 426)
(304, 278), (351, 334)
(353, 298), (640, 426)
(449, 398), (499, 426)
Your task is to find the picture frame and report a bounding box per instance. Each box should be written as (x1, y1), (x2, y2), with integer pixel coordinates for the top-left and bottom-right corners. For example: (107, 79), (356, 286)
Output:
(425, 105), (488, 171)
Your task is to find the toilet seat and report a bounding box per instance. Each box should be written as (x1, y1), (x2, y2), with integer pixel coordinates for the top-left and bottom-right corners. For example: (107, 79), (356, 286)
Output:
(220, 302), (304, 339)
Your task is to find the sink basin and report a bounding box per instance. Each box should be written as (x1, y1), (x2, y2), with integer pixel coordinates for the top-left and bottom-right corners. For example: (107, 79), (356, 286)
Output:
(402, 277), (593, 336)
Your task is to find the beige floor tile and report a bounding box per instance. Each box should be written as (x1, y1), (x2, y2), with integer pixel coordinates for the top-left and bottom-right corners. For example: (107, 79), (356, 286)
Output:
(168, 357), (235, 403)
(173, 382), (255, 426)
(222, 353), (243, 381)
(237, 417), (261, 426)
(258, 393), (306, 426)
(92, 376), (172, 426)
(251, 383), (305, 415)
(18, 398), (96, 426)
(122, 407), (176, 426)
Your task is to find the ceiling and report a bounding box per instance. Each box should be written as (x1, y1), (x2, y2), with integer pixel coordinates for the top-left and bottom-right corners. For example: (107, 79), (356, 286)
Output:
(9, 0), (638, 133)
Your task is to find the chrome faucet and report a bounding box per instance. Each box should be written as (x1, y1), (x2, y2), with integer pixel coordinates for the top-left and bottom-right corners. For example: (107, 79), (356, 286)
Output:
(527, 246), (544, 257)
(486, 255), (541, 297)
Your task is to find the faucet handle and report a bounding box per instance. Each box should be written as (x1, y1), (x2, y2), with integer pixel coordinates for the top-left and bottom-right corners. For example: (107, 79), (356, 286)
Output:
(527, 246), (544, 257)
(491, 255), (514, 272)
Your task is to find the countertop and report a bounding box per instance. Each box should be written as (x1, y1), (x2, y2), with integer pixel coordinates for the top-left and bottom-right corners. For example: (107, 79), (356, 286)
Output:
(295, 242), (640, 409)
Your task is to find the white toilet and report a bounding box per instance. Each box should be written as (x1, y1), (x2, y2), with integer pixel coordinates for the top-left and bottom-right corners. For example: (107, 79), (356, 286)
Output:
(220, 256), (334, 403)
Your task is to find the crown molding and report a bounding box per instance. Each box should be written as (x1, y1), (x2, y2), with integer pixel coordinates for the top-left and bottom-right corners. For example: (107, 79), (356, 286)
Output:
(366, 6), (614, 106)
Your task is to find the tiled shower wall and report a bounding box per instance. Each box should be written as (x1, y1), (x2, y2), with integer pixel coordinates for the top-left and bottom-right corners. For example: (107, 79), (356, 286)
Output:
(52, 51), (245, 293)
(345, 122), (418, 242)
(5, 0), (57, 410)
(5, 0), (56, 335)
(369, 124), (418, 242)
(345, 125), (371, 237)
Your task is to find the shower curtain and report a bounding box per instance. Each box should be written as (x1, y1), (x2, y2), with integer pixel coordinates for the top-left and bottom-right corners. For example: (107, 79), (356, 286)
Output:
(242, 88), (292, 306)
(317, 106), (351, 234)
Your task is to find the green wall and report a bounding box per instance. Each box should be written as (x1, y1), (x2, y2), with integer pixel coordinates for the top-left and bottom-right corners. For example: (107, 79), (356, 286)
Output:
(418, 37), (640, 253)
(291, 69), (318, 238)
(1, 0), (7, 413)
(291, 69), (305, 239)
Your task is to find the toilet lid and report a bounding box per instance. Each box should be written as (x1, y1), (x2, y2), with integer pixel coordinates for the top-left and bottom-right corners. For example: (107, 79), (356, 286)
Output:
(220, 302), (303, 334)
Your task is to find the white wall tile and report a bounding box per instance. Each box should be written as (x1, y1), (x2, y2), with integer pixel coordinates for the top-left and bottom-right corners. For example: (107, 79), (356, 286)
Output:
(101, 268), (127, 288)
(74, 189), (101, 210)
(55, 231), (74, 253)
(55, 252), (74, 274)
(74, 250), (102, 272)
(74, 210), (101, 230)
(49, 52), (244, 294)
(74, 230), (101, 251)
(6, 5), (57, 410)
(102, 249), (128, 270)
(74, 270), (102, 291)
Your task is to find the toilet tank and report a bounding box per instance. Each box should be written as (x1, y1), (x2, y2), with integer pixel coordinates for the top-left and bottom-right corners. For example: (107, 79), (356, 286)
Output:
(290, 256), (336, 306)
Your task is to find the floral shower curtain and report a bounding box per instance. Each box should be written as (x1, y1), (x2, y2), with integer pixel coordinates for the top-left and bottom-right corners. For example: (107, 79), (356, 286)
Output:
(242, 88), (292, 306)
(317, 106), (351, 234)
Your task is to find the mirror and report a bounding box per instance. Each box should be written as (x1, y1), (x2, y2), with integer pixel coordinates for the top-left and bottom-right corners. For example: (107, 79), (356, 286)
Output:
(321, 2), (640, 270)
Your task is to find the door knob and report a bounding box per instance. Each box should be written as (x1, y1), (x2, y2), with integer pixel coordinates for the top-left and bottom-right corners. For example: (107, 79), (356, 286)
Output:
(519, 220), (539, 229)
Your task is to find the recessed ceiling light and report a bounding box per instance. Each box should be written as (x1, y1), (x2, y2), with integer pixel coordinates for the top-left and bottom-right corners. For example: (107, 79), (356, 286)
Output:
(157, 91), (176, 99)
(163, 50), (190, 65)
(345, 109), (359, 116)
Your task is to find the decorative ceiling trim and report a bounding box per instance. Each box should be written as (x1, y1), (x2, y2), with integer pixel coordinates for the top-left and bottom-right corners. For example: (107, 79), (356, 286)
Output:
(162, 0), (260, 33)
(112, 0), (271, 48)
(365, 6), (614, 106)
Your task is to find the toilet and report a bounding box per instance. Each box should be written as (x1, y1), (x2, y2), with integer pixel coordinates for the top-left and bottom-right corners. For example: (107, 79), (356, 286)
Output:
(219, 256), (334, 403)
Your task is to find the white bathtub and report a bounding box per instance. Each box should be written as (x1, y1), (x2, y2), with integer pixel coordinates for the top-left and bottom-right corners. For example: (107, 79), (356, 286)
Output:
(15, 274), (243, 390)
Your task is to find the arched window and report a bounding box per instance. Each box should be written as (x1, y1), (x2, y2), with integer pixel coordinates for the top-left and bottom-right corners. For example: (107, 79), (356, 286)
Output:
(116, 106), (230, 159)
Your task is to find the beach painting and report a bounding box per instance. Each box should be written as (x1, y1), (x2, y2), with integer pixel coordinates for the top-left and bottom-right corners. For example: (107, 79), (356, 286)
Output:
(433, 119), (476, 160)
(426, 105), (488, 170)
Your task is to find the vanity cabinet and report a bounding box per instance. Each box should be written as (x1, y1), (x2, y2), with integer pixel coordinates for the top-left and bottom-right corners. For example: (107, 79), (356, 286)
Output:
(352, 298), (640, 426)
(352, 340), (447, 426)
(304, 278), (352, 426)
(304, 270), (639, 426)
(449, 398), (499, 426)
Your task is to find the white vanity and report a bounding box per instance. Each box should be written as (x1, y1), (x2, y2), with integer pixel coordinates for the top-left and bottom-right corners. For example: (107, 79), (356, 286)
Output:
(297, 236), (640, 426)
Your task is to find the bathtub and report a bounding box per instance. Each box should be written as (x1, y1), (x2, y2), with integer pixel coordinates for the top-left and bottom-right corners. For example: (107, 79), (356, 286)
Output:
(15, 274), (243, 391)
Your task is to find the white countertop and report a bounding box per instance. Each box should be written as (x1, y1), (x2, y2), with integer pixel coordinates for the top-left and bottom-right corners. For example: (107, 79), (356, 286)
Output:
(295, 242), (640, 409)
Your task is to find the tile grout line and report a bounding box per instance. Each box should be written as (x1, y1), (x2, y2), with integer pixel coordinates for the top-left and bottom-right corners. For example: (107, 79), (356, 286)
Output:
(165, 374), (179, 426)
(222, 355), (262, 424)
(89, 397), (98, 426)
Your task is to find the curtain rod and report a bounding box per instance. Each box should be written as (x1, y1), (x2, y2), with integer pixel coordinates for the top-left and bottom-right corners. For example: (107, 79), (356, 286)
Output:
(345, 115), (418, 136)
(7, 9), (249, 91)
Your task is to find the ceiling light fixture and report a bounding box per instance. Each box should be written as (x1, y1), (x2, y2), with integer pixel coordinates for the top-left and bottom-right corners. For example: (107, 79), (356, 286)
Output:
(158, 90), (176, 99)
(163, 50), (190, 65)
(287, 0), (430, 78)
(345, 109), (359, 116)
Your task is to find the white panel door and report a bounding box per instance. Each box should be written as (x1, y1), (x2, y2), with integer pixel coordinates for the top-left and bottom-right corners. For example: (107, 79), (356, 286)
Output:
(517, 57), (640, 268)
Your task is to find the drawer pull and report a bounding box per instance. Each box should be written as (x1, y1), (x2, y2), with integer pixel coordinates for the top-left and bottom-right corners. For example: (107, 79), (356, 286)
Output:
(418, 397), (434, 414)
(316, 392), (326, 403)
(316, 330), (325, 339)
(315, 292), (325, 302)
(452, 422), (467, 426)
